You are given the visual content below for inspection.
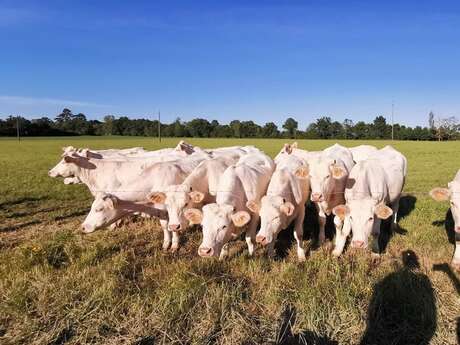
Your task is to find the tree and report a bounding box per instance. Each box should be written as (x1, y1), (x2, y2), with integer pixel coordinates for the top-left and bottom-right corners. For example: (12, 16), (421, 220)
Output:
(372, 116), (389, 139)
(261, 122), (279, 138)
(343, 119), (354, 139)
(186, 118), (212, 137)
(283, 117), (298, 139)
(230, 120), (242, 138)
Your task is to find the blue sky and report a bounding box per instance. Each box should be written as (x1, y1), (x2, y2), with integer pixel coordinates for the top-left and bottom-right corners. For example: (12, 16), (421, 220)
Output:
(1, 0), (459, 128)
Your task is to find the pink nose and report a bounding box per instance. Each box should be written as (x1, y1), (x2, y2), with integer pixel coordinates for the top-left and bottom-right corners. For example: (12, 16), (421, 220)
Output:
(352, 240), (365, 248)
(168, 224), (181, 231)
(455, 226), (460, 233)
(311, 193), (322, 202)
(256, 235), (268, 246)
(198, 247), (214, 257)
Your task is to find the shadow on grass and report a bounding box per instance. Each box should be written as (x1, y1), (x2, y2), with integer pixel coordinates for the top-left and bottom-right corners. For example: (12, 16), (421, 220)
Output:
(360, 250), (436, 345)
(54, 209), (89, 221)
(0, 196), (48, 210)
(432, 209), (455, 244)
(276, 305), (338, 345)
(433, 262), (460, 345)
(49, 326), (74, 345)
(378, 195), (415, 253)
(0, 220), (41, 232)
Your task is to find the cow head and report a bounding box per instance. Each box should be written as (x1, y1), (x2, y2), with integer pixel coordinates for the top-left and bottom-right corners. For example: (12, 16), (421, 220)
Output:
(333, 199), (393, 249)
(308, 157), (347, 203)
(148, 184), (206, 232)
(48, 148), (95, 178)
(430, 181), (460, 233)
(256, 196), (295, 246)
(81, 193), (122, 233)
(185, 203), (251, 257)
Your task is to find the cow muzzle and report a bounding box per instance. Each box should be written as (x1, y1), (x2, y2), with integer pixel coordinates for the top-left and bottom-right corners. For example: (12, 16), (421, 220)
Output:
(198, 246), (214, 257)
(168, 224), (181, 232)
(351, 240), (365, 248)
(81, 223), (96, 233)
(256, 234), (269, 246)
(311, 193), (323, 202)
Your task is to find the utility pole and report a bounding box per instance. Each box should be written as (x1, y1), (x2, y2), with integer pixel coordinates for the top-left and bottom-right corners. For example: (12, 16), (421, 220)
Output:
(158, 110), (161, 143)
(16, 116), (20, 142)
(391, 102), (394, 141)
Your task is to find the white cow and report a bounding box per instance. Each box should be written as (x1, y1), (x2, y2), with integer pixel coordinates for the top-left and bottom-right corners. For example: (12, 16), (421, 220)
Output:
(332, 146), (407, 256)
(184, 152), (275, 259)
(430, 169), (460, 269)
(254, 154), (310, 261)
(349, 145), (378, 163)
(148, 156), (238, 232)
(80, 158), (202, 251)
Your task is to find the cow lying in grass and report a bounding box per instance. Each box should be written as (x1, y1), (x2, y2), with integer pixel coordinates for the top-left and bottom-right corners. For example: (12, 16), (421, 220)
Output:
(430, 169), (460, 269)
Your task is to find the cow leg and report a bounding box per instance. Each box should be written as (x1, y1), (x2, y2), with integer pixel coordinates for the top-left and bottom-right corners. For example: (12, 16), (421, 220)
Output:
(293, 208), (306, 261)
(170, 231), (180, 252)
(453, 231), (460, 270)
(160, 219), (171, 251)
(267, 239), (276, 258)
(370, 218), (382, 255)
(219, 243), (230, 260)
(391, 198), (400, 230)
(333, 217), (351, 257)
(316, 204), (327, 245)
(245, 215), (259, 256)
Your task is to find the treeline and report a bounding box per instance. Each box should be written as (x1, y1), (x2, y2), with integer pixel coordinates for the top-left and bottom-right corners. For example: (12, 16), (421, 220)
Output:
(1, 108), (459, 140)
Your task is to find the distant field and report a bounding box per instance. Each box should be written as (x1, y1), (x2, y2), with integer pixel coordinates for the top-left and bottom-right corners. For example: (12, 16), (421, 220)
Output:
(0, 137), (459, 345)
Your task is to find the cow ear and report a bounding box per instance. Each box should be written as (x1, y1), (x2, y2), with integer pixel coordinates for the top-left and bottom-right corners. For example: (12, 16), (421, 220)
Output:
(246, 200), (260, 213)
(294, 165), (309, 179)
(231, 211), (251, 227)
(429, 187), (450, 202)
(291, 141), (298, 149)
(184, 208), (203, 225)
(63, 155), (77, 164)
(189, 191), (205, 203)
(330, 164), (347, 179)
(104, 195), (118, 209)
(280, 201), (295, 216)
(332, 205), (349, 221)
(148, 192), (166, 204)
(282, 143), (292, 154)
(375, 204), (393, 220)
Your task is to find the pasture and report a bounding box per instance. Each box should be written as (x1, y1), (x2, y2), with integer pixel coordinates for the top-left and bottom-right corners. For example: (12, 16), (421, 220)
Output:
(0, 137), (459, 345)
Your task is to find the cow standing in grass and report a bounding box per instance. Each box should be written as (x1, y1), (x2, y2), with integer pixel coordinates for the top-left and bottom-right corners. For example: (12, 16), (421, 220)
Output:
(430, 169), (460, 269)
(185, 152), (275, 259)
(148, 156), (238, 233)
(332, 146), (407, 256)
(254, 153), (310, 261)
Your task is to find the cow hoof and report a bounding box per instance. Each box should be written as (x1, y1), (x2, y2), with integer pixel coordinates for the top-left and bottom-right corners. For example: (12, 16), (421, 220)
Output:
(170, 246), (179, 253)
(162, 243), (170, 251)
(297, 254), (306, 262)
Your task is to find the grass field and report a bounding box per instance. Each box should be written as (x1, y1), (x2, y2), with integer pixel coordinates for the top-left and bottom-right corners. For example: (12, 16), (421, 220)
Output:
(0, 137), (459, 345)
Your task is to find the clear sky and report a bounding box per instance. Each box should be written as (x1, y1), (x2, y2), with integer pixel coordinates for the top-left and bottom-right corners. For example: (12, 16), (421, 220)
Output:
(1, 0), (459, 128)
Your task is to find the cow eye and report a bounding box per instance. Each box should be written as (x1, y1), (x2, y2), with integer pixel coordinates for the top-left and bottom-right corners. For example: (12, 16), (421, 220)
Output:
(222, 225), (227, 229)
(368, 217), (373, 221)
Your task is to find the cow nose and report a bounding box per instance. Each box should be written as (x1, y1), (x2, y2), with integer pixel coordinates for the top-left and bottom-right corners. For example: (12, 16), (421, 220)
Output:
(352, 240), (365, 248)
(198, 246), (214, 257)
(81, 223), (95, 233)
(256, 235), (268, 246)
(455, 226), (460, 233)
(311, 193), (322, 202)
(168, 224), (181, 231)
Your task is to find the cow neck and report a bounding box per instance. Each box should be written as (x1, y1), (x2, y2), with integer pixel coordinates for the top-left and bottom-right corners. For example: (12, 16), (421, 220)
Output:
(117, 199), (168, 219)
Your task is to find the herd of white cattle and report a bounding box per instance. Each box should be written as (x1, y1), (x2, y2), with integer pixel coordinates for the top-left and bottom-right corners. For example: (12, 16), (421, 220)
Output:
(48, 141), (460, 268)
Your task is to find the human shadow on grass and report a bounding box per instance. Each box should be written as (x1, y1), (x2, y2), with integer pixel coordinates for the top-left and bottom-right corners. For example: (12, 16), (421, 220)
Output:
(54, 209), (89, 221)
(275, 304), (338, 345)
(360, 250), (436, 345)
(378, 195), (415, 253)
(433, 262), (460, 344)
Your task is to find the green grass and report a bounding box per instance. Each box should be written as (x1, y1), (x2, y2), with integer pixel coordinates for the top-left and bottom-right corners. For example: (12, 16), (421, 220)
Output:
(0, 137), (459, 344)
